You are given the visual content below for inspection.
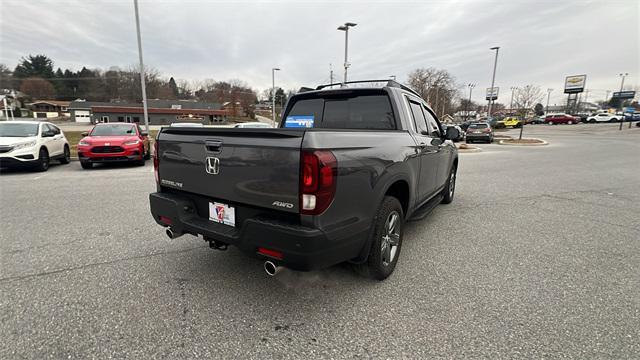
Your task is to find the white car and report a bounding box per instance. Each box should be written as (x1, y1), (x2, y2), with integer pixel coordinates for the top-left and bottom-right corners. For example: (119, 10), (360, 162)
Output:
(234, 122), (273, 128)
(586, 113), (621, 123)
(0, 121), (70, 171)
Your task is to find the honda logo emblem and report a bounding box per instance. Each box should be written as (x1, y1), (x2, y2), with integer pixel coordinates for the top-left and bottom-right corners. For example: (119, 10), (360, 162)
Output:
(205, 157), (220, 175)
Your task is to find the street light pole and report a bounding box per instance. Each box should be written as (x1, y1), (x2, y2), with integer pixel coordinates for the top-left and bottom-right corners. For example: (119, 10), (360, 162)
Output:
(618, 73), (628, 131)
(545, 88), (553, 114)
(466, 83), (476, 122)
(133, 0), (149, 133)
(337, 22), (357, 85)
(272, 67), (280, 125)
(487, 46), (500, 119)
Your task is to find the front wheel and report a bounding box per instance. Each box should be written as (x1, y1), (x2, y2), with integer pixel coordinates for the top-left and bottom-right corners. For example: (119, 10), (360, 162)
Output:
(34, 148), (50, 172)
(356, 196), (404, 280)
(547, 121), (553, 125)
(567, 120), (573, 125)
(80, 161), (93, 169)
(441, 164), (457, 204)
(143, 146), (151, 160)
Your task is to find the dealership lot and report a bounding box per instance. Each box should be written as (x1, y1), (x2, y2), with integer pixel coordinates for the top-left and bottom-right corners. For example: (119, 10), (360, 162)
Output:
(0, 125), (638, 358)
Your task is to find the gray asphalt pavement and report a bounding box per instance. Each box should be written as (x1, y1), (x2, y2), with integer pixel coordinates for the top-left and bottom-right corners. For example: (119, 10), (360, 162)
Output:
(1, 124), (638, 358)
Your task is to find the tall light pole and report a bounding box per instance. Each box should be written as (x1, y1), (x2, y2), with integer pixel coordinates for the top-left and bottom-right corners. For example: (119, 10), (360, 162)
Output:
(487, 46), (500, 118)
(272, 68), (280, 124)
(337, 22), (357, 85)
(466, 83), (476, 122)
(545, 88), (553, 114)
(510, 86), (518, 112)
(618, 72), (628, 130)
(133, 0), (149, 133)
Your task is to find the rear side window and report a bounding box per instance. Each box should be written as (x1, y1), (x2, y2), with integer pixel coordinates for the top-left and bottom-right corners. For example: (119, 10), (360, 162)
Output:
(284, 94), (395, 130)
(408, 100), (429, 134)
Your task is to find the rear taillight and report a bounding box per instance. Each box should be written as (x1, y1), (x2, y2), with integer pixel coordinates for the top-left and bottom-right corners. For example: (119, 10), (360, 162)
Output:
(300, 150), (337, 215)
(153, 140), (159, 184)
(484, 128), (491, 133)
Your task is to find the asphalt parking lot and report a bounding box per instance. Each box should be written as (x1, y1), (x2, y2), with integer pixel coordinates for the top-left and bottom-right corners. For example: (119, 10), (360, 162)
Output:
(1, 124), (638, 358)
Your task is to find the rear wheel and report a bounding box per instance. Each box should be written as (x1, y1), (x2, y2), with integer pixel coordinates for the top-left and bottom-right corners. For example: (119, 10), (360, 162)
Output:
(356, 196), (404, 280)
(34, 148), (49, 172)
(60, 145), (71, 164)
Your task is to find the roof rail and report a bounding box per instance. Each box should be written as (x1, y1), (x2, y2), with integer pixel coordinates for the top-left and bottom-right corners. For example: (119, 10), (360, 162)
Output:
(315, 79), (422, 98)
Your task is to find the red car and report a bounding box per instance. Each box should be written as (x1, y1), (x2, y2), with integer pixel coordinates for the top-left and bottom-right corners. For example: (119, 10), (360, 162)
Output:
(545, 114), (579, 125)
(77, 123), (151, 169)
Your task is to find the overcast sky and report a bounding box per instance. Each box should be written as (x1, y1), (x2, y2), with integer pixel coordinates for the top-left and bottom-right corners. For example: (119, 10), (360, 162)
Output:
(1, 0), (638, 105)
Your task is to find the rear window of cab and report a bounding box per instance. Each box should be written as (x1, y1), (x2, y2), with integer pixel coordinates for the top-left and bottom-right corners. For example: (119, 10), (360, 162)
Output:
(283, 91), (396, 130)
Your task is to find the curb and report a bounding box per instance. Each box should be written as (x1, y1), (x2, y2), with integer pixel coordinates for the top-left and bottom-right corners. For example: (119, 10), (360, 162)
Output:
(498, 138), (548, 146)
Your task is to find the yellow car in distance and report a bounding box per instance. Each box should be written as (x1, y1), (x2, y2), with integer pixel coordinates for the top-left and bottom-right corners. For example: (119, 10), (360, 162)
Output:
(497, 117), (523, 128)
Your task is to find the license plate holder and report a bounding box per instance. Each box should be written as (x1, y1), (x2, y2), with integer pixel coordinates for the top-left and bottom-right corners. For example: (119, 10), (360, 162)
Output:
(209, 202), (236, 227)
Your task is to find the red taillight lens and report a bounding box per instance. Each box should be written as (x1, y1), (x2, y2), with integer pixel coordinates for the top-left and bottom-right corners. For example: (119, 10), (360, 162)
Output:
(300, 150), (337, 215)
(153, 140), (159, 184)
(257, 247), (283, 260)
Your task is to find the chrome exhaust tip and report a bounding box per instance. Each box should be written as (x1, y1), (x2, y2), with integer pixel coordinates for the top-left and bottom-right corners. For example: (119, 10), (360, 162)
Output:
(264, 261), (282, 277)
(166, 227), (183, 239)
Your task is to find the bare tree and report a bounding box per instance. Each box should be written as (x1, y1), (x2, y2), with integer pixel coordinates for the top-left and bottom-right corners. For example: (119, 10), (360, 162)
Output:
(406, 67), (457, 116)
(20, 77), (56, 99)
(513, 85), (544, 139)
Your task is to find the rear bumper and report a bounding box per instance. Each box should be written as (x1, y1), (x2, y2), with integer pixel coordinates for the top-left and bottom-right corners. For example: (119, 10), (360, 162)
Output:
(149, 192), (368, 271)
(466, 133), (492, 141)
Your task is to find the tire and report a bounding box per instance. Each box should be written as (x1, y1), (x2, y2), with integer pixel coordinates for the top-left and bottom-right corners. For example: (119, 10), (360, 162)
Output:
(135, 157), (145, 166)
(547, 121), (553, 125)
(567, 120), (573, 125)
(143, 146), (151, 160)
(34, 148), (49, 172)
(441, 163), (457, 204)
(60, 145), (71, 164)
(355, 196), (404, 280)
(465, 139), (470, 144)
(589, 119), (596, 123)
(80, 161), (93, 169)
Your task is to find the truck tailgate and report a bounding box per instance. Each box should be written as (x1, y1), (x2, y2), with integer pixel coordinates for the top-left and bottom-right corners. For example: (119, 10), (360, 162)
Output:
(157, 128), (304, 214)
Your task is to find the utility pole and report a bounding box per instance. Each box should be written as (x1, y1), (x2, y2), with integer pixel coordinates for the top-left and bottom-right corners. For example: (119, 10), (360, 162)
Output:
(133, 0), (149, 133)
(337, 22), (357, 85)
(1, 97), (9, 121)
(272, 67), (280, 125)
(466, 83), (476, 122)
(487, 46), (500, 118)
(545, 88), (553, 114)
(618, 73), (628, 130)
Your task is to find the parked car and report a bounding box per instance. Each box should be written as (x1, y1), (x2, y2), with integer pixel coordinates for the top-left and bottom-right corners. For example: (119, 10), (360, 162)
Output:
(0, 120), (70, 171)
(497, 117), (523, 128)
(545, 114), (579, 125)
(466, 122), (494, 143)
(77, 123), (150, 169)
(623, 112), (640, 122)
(586, 113), (621, 123)
(529, 116), (547, 125)
(445, 124), (464, 142)
(234, 122), (273, 128)
(150, 80), (460, 280)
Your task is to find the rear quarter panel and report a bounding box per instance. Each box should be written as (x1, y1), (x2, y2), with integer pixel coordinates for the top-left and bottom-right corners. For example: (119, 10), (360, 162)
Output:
(301, 130), (419, 241)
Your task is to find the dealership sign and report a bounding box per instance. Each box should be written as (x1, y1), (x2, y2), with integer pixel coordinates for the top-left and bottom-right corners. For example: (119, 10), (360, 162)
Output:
(485, 87), (499, 100)
(612, 91), (636, 99)
(564, 75), (587, 94)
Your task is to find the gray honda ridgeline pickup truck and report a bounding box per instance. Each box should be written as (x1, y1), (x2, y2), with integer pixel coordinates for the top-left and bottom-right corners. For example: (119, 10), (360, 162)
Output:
(149, 80), (460, 280)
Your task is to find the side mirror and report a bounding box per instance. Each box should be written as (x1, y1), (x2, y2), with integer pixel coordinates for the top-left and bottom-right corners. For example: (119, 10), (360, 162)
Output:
(81, 131), (89, 137)
(445, 127), (459, 141)
(140, 131), (148, 137)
